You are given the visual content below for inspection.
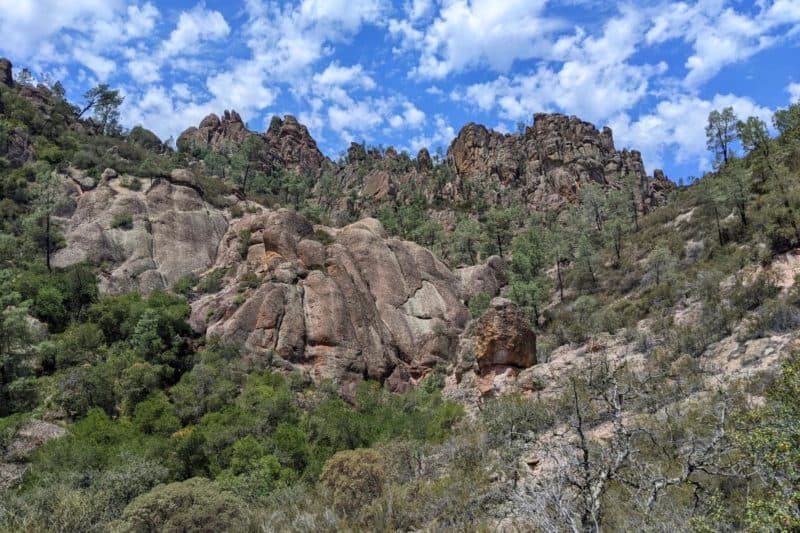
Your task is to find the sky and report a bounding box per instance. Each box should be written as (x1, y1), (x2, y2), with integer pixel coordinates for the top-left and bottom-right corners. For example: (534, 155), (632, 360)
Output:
(0, 0), (798, 181)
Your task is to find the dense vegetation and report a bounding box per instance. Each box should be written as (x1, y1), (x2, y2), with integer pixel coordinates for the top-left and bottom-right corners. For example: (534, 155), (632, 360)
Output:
(2, 69), (800, 531)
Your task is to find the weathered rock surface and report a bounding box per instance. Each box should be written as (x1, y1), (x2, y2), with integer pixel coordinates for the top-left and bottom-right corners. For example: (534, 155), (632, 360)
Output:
(447, 113), (672, 212)
(473, 298), (537, 371)
(1, 420), (65, 490)
(52, 170), (229, 293)
(178, 112), (326, 178)
(189, 213), (473, 391)
(177, 110), (250, 154)
(0, 57), (12, 87)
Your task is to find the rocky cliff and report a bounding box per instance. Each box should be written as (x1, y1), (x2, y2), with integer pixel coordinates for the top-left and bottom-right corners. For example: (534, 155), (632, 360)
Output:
(446, 113), (672, 211)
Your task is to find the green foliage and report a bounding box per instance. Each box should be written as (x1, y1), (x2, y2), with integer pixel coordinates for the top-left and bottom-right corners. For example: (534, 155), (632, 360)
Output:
(468, 291), (491, 319)
(320, 448), (386, 516)
(115, 478), (247, 533)
(507, 226), (550, 321)
(197, 268), (227, 294)
(111, 211), (133, 230)
(706, 106), (738, 167)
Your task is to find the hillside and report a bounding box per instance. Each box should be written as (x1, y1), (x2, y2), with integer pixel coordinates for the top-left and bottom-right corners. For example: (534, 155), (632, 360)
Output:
(2, 56), (800, 531)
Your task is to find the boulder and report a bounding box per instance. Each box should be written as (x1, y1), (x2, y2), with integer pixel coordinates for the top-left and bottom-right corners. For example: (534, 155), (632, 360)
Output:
(473, 298), (536, 371)
(0, 58), (12, 87)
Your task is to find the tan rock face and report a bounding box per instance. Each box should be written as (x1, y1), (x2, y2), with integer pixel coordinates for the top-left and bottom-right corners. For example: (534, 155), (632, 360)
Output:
(0, 57), (12, 87)
(189, 214), (472, 390)
(178, 112), (326, 178)
(52, 171), (229, 294)
(473, 298), (537, 371)
(447, 113), (672, 212)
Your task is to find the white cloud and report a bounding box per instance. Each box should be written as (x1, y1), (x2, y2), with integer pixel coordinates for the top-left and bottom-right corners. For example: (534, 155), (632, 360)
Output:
(0, 0), (160, 78)
(161, 6), (230, 58)
(390, 0), (566, 79)
(455, 7), (665, 123)
(788, 82), (800, 103)
(388, 101), (426, 129)
(313, 62), (376, 89)
(609, 93), (773, 173)
(409, 114), (455, 152)
(646, 0), (800, 87)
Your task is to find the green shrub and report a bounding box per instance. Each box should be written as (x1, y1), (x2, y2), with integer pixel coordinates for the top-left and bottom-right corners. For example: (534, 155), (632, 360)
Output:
(314, 228), (335, 245)
(111, 212), (133, 230)
(173, 273), (197, 296)
(320, 448), (386, 516)
(197, 268), (227, 294)
(119, 175), (142, 191)
(468, 291), (491, 319)
(116, 478), (247, 533)
(238, 230), (251, 259)
(238, 272), (259, 292)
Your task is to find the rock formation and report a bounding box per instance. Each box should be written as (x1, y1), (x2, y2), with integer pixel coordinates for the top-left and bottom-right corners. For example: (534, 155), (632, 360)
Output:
(472, 298), (537, 371)
(189, 214), (475, 392)
(52, 169), (229, 294)
(178, 112), (327, 178)
(447, 113), (672, 212)
(0, 58), (12, 87)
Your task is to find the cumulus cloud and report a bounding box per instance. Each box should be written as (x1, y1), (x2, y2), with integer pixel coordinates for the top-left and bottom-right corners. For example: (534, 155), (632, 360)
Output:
(390, 0), (565, 79)
(409, 114), (456, 153)
(609, 93), (774, 174)
(788, 82), (800, 103)
(646, 0), (800, 87)
(0, 0), (159, 78)
(454, 7), (665, 123)
(161, 6), (230, 58)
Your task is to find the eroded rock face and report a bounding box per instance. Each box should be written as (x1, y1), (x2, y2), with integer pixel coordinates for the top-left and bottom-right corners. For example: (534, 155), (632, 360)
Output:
(189, 214), (471, 390)
(52, 170), (229, 294)
(0, 58), (12, 87)
(447, 113), (672, 212)
(178, 112), (326, 178)
(176, 110), (249, 154)
(473, 298), (537, 371)
(265, 115), (326, 177)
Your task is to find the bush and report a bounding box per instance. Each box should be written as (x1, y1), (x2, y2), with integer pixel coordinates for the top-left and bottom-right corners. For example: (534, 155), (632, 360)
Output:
(468, 291), (490, 319)
(119, 175), (142, 191)
(173, 274), (197, 296)
(115, 478), (247, 532)
(320, 448), (386, 516)
(197, 268), (227, 294)
(111, 212), (133, 230)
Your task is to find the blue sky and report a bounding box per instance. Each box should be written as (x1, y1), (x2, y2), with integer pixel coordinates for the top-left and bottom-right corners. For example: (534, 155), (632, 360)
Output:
(1, 0), (798, 181)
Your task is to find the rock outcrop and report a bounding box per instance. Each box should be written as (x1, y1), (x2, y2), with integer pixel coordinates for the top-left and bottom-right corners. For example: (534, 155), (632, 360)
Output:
(0, 58), (12, 87)
(178, 112), (326, 178)
(473, 298), (537, 371)
(264, 115), (327, 177)
(52, 169), (229, 294)
(177, 110), (250, 154)
(189, 214), (472, 392)
(447, 113), (672, 212)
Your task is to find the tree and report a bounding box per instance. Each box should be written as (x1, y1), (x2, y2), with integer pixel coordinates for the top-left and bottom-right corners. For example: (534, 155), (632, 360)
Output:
(27, 162), (61, 271)
(230, 135), (265, 196)
(603, 189), (632, 266)
(580, 181), (606, 232)
(484, 207), (519, 258)
(721, 161), (751, 227)
(647, 244), (675, 286)
(737, 116), (773, 180)
(773, 102), (800, 137)
(574, 233), (598, 289)
(79, 84), (124, 136)
(706, 107), (738, 167)
(507, 227), (550, 322)
(448, 217), (485, 266)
